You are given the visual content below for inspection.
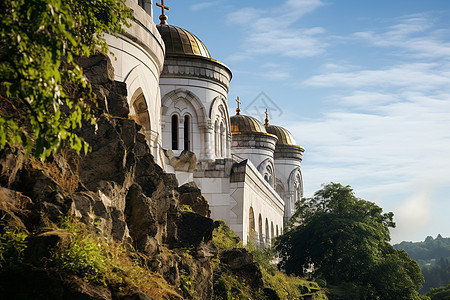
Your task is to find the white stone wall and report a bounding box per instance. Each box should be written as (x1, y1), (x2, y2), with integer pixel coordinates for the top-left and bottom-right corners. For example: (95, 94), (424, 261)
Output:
(105, 0), (165, 165)
(229, 161), (284, 246)
(274, 159), (303, 224)
(160, 57), (232, 162)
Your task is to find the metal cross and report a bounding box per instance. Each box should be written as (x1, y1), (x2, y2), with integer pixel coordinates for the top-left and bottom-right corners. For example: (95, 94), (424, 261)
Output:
(156, 0), (169, 24)
(236, 97), (241, 115)
(264, 108), (269, 125)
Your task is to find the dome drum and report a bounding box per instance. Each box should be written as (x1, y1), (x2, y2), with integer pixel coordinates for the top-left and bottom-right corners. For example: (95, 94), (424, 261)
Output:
(161, 56), (232, 92)
(231, 133), (278, 153)
(273, 144), (304, 161)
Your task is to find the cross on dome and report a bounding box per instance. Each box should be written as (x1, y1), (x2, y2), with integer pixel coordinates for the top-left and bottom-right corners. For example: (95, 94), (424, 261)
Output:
(236, 97), (241, 115)
(156, 0), (169, 24)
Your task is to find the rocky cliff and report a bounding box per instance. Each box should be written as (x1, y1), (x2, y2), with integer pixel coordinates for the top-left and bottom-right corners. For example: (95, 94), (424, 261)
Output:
(0, 54), (220, 299)
(0, 54), (325, 300)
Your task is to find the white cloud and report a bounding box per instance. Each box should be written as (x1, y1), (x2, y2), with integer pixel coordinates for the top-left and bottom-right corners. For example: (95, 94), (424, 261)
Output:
(353, 14), (450, 59)
(303, 63), (450, 91)
(190, 2), (218, 11)
(390, 185), (434, 243)
(288, 14), (450, 239)
(226, 0), (326, 60)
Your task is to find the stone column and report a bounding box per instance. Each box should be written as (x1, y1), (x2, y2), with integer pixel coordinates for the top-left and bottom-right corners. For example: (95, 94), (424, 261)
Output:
(200, 121), (214, 161)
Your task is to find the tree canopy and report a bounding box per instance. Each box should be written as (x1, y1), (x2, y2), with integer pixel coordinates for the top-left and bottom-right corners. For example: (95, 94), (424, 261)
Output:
(275, 182), (424, 299)
(426, 283), (450, 300)
(0, 0), (131, 159)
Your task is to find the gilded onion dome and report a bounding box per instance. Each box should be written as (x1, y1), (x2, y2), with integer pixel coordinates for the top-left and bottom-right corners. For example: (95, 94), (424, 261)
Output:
(157, 24), (211, 59)
(230, 114), (268, 135)
(265, 125), (297, 146)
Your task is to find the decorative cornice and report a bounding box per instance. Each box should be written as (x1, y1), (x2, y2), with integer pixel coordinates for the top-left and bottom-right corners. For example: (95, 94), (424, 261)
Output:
(161, 55), (232, 92)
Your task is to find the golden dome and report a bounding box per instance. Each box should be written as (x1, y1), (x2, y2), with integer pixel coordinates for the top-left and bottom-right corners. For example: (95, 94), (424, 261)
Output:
(265, 125), (297, 146)
(157, 24), (211, 59)
(231, 114), (267, 135)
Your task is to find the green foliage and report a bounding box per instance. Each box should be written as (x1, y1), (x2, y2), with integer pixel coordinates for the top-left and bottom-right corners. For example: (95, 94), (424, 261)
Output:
(276, 182), (424, 299)
(261, 268), (327, 300)
(0, 0), (131, 159)
(50, 218), (108, 283)
(0, 216), (182, 299)
(0, 217), (28, 269)
(394, 234), (450, 294)
(213, 220), (243, 252)
(50, 217), (182, 298)
(213, 272), (264, 300)
(421, 258), (450, 294)
(212, 220), (327, 300)
(426, 283), (450, 300)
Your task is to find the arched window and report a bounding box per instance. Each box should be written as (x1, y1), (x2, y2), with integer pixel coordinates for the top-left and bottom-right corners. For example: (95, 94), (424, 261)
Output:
(171, 115), (178, 150)
(184, 115), (190, 151)
(276, 225), (279, 237)
(266, 165), (273, 186)
(271, 222), (274, 244)
(265, 219), (269, 246)
(258, 214), (263, 248)
(249, 207), (255, 244)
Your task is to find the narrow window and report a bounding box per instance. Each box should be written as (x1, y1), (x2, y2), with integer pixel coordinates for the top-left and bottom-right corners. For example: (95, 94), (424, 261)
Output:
(184, 115), (190, 151)
(171, 115), (178, 150)
(215, 121), (219, 157)
(220, 123), (225, 157)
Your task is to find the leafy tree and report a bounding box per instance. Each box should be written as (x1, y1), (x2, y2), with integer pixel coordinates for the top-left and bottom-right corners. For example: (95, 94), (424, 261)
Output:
(0, 0), (131, 159)
(426, 283), (450, 300)
(421, 258), (450, 293)
(275, 182), (424, 299)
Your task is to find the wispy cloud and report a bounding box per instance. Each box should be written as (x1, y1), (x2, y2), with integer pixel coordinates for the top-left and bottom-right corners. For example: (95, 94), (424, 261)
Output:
(353, 14), (450, 59)
(226, 0), (327, 60)
(287, 14), (450, 242)
(303, 63), (450, 91)
(190, 1), (219, 11)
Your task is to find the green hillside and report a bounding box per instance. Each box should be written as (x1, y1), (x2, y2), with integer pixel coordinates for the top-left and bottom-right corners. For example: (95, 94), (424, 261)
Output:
(395, 235), (450, 294)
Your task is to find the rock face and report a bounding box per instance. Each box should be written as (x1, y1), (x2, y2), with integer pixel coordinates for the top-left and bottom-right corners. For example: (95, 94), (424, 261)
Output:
(221, 248), (264, 289)
(0, 54), (216, 300)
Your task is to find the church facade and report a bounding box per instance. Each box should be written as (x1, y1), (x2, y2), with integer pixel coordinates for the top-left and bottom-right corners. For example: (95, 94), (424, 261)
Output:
(104, 0), (304, 246)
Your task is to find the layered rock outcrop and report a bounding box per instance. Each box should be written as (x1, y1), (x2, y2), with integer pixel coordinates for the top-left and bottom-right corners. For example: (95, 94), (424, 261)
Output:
(0, 54), (216, 299)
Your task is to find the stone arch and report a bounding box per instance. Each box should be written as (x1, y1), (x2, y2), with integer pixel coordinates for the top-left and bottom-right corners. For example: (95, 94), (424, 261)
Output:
(161, 89), (207, 158)
(209, 96), (231, 131)
(258, 158), (275, 187)
(210, 96), (230, 158)
(130, 88), (151, 132)
(162, 89), (208, 127)
(288, 167), (303, 203)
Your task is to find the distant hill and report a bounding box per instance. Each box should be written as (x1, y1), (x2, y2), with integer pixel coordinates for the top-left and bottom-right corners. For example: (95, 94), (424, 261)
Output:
(394, 235), (450, 294)
(394, 234), (450, 263)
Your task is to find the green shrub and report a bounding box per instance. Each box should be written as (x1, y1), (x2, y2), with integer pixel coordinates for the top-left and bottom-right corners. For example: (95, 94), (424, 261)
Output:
(0, 216), (28, 269)
(49, 217), (182, 299)
(213, 220), (243, 252)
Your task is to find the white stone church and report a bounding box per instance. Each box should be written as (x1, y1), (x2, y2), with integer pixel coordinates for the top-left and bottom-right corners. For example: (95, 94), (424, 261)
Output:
(105, 0), (304, 246)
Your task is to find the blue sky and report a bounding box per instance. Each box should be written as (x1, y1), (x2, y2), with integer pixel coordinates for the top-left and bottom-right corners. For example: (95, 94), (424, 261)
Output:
(157, 0), (450, 243)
